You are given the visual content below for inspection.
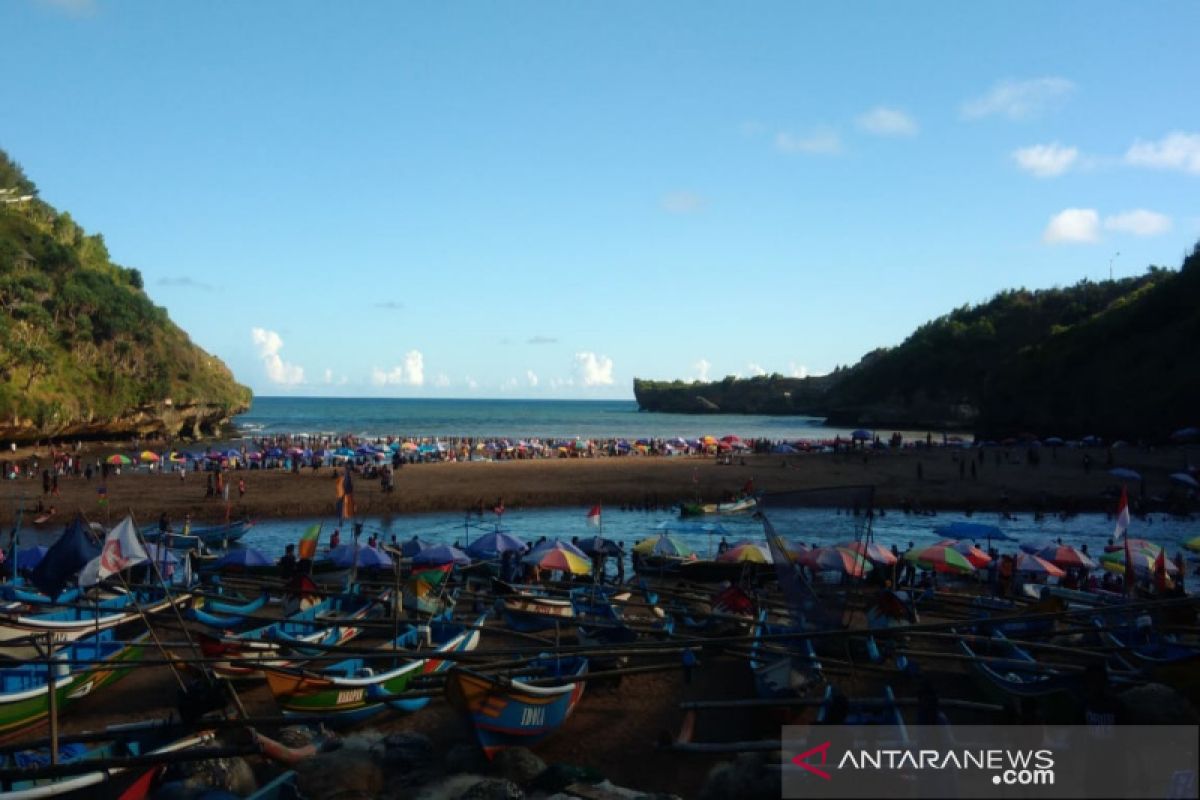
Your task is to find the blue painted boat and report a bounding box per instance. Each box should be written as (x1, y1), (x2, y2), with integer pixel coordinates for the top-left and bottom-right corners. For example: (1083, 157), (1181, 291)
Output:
(185, 591), (270, 628)
(143, 519), (254, 549)
(957, 629), (1077, 711)
(445, 655), (588, 759)
(0, 588), (191, 657)
(749, 611), (823, 701)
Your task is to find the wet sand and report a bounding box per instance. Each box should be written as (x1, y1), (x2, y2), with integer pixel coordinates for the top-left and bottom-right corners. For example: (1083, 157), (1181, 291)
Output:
(2, 445), (1189, 525)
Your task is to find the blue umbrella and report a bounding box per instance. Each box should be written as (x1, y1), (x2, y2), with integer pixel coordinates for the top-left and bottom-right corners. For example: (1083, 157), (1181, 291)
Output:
(400, 536), (434, 557)
(328, 544), (394, 568)
(412, 544), (470, 566)
(934, 521), (1012, 543)
(15, 546), (49, 571)
(851, 429), (872, 441)
(213, 548), (273, 569)
(465, 531), (527, 559)
(1109, 467), (1141, 481)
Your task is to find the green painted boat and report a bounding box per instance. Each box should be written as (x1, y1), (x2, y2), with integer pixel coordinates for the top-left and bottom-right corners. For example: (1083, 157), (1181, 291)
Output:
(0, 630), (147, 741)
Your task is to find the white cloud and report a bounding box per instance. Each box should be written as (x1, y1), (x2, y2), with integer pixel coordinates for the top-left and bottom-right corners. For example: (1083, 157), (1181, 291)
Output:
(323, 369), (333, 385)
(403, 350), (424, 386)
(693, 358), (711, 382)
(1104, 209), (1172, 237)
(775, 128), (842, 155)
(1012, 142), (1079, 177)
(526, 369), (539, 387)
(661, 191), (706, 214)
(370, 349), (425, 387)
(433, 373), (450, 388)
(250, 328), (304, 386)
(1124, 132), (1200, 175)
(962, 77), (1075, 120)
(789, 362), (808, 379)
(573, 352), (614, 386)
(1043, 208), (1100, 244)
(747, 362), (767, 377)
(856, 107), (918, 137)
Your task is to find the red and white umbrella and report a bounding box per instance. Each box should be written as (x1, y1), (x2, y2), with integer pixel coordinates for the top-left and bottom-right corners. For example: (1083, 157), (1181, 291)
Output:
(935, 539), (993, 568)
(803, 546), (873, 575)
(838, 541), (898, 565)
(1036, 544), (1097, 570)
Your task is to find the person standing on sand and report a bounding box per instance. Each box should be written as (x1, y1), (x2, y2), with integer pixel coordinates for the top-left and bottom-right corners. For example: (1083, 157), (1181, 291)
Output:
(238, 478), (246, 499)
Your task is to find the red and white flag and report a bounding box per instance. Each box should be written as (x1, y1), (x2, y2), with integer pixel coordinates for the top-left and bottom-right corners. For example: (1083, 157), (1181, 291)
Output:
(586, 505), (602, 528)
(81, 516), (148, 586)
(1113, 486), (1130, 540)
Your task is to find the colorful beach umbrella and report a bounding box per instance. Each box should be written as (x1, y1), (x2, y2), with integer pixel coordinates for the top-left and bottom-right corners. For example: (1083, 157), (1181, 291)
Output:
(904, 544), (974, 574)
(522, 542), (592, 575)
(464, 531), (526, 559)
(1012, 553), (1066, 577)
(1183, 536), (1200, 554)
(838, 541), (897, 565)
(1098, 549), (1178, 576)
(139, 451), (160, 462)
(804, 546), (873, 575)
(1103, 538), (1162, 555)
(633, 533), (694, 558)
(717, 542), (772, 564)
(168, 451), (186, 463)
(937, 540), (993, 568)
(106, 454), (132, 465)
(1169, 472), (1199, 489)
(1036, 544), (1097, 570)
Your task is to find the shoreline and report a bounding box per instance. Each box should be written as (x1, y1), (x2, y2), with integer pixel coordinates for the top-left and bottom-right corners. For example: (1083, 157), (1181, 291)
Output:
(2, 446), (1191, 526)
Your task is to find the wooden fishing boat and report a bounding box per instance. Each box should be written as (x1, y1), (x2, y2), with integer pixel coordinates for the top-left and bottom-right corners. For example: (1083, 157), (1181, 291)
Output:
(198, 591), (385, 680)
(495, 594), (576, 633)
(816, 685), (908, 742)
(749, 611), (823, 702)
(957, 629), (1078, 717)
(142, 519), (255, 549)
(0, 589), (191, 658)
(968, 596), (1056, 637)
(0, 631), (148, 741)
(444, 655), (588, 759)
(679, 497), (757, 517)
(185, 591), (271, 628)
(0, 724), (215, 799)
(262, 612), (486, 723)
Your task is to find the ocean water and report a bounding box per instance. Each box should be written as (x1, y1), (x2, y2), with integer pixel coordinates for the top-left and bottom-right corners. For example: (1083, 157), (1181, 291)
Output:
(234, 397), (892, 441)
(236, 507), (1198, 565)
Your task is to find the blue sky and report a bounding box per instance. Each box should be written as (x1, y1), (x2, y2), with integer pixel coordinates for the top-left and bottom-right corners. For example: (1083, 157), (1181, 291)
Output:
(3, 1), (1198, 399)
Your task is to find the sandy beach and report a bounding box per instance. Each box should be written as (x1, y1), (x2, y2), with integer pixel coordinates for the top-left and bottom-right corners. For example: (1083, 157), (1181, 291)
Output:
(2, 444), (1192, 525)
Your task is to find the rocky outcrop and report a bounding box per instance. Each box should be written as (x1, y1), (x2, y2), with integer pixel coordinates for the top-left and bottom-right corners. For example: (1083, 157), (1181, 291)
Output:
(0, 399), (247, 443)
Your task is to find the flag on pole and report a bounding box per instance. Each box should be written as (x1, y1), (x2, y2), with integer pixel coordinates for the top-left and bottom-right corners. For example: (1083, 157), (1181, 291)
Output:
(84, 516), (149, 586)
(586, 505), (602, 528)
(298, 523), (321, 560)
(335, 470), (356, 519)
(1113, 486), (1130, 540)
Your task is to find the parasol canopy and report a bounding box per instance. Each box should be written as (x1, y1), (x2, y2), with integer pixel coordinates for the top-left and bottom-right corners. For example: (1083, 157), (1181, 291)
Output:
(838, 540), (897, 565)
(139, 451), (160, 462)
(632, 533), (694, 558)
(328, 544), (394, 569)
(1012, 553), (1066, 577)
(400, 536), (435, 557)
(464, 531), (526, 559)
(934, 539), (993, 568)
(1109, 467), (1141, 481)
(1036, 544), (1097, 570)
(106, 454), (132, 465)
(1098, 548), (1178, 576)
(522, 542), (592, 575)
(804, 546), (873, 575)
(212, 548), (273, 569)
(717, 542), (772, 564)
(904, 544), (975, 574)
(1169, 472), (1199, 489)
(412, 544), (470, 566)
(580, 537), (621, 557)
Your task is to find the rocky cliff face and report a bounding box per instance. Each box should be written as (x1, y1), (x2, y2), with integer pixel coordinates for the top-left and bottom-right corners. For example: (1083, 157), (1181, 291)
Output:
(1, 149), (252, 443)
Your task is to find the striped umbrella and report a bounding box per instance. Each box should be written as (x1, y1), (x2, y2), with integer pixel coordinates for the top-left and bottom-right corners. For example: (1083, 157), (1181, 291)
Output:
(935, 539), (993, 568)
(1036, 544), (1097, 570)
(838, 541), (897, 565)
(904, 544), (975, 574)
(1103, 538), (1162, 556)
(522, 542), (592, 575)
(139, 451), (160, 462)
(106, 454), (132, 465)
(717, 543), (773, 564)
(1012, 553), (1066, 577)
(632, 533), (694, 558)
(804, 546), (873, 575)
(1098, 549), (1179, 576)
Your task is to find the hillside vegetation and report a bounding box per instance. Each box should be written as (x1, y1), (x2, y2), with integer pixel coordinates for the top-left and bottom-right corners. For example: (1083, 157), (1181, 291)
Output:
(636, 245), (1200, 440)
(0, 149), (251, 441)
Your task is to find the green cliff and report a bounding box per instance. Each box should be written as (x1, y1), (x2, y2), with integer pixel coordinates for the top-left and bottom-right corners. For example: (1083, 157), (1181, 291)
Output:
(0, 150), (251, 442)
(635, 244), (1200, 440)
